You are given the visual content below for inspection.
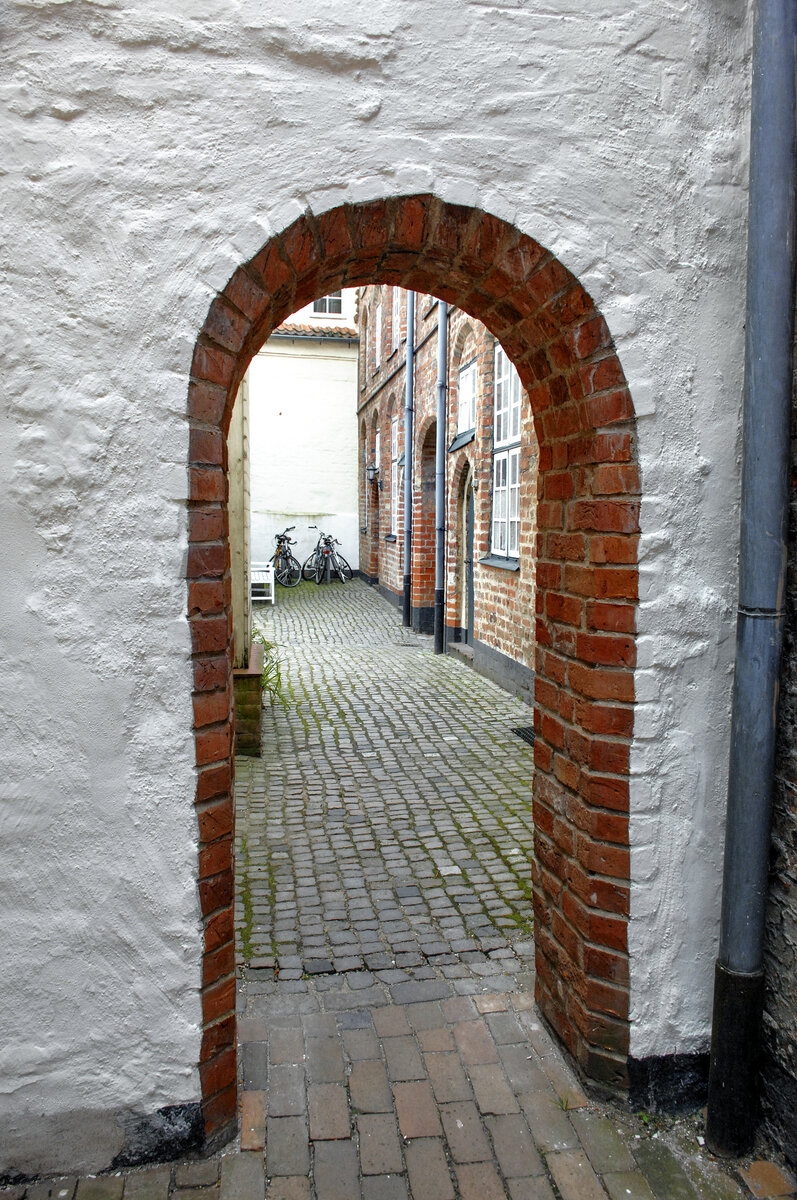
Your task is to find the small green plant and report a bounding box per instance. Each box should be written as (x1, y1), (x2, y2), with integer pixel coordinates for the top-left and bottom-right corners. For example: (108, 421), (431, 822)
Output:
(252, 627), (289, 710)
(555, 1095), (571, 1112)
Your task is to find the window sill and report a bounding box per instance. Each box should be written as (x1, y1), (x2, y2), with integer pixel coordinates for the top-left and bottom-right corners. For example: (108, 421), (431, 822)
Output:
(384, 534), (397, 543)
(479, 555), (520, 572)
(449, 429), (475, 454)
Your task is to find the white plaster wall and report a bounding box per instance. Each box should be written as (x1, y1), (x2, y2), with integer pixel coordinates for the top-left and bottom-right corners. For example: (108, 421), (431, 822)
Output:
(249, 336), (360, 569)
(0, 0), (750, 1156)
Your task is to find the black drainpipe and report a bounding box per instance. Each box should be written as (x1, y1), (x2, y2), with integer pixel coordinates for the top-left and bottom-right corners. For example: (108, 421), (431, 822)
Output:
(403, 291), (415, 627)
(706, 0), (797, 1157)
(434, 301), (448, 654)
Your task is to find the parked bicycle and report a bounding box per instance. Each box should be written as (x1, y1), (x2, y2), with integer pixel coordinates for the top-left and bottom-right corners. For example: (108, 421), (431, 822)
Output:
(269, 526), (302, 587)
(302, 526), (353, 584)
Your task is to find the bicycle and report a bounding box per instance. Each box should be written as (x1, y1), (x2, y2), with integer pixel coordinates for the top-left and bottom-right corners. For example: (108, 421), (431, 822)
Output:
(269, 526), (302, 587)
(313, 532), (353, 585)
(302, 526), (325, 581)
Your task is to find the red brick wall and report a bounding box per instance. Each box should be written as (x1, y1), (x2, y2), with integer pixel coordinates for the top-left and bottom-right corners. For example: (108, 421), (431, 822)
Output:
(189, 195), (639, 1133)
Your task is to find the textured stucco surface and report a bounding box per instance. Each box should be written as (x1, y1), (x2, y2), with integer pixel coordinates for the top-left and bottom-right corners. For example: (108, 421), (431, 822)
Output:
(0, 0), (750, 1155)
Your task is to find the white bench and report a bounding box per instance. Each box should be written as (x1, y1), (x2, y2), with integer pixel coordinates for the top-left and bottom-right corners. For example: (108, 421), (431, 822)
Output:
(250, 561), (275, 604)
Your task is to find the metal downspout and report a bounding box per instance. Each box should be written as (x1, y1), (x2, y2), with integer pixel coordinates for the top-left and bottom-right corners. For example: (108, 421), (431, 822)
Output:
(706, 0), (797, 1156)
(434, 301), (448, 654)
(403, 292), (415, 627)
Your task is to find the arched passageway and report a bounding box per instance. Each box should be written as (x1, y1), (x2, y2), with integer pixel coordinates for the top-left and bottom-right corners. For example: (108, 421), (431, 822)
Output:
(188, 195), (638, 1136)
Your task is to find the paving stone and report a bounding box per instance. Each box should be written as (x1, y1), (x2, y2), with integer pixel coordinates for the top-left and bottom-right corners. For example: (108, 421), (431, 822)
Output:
(424, 1050), (473, 1102)
(467, 1062), (520, 1114)
(417, 1027), (454, 1052)
(336, 1009), (373, 1031)
(305, 1036), (345, 1083)
(372, 1007), (410, 1038)
(265, 1179), (311, 1200)
(485, 1010), (525, 1044)
(474, 995), (508, 1014)
(547, 1149), (609, 1200)
(243, 1041), (269, 1089)
(497, 1043), (549, 1093)
(219, 1153), (264, 1200)
(384, 1035), (425, 1082)
(166, 1190), (217, 1200)
(520, 1092), (581, 1153)
(342, 1027), (380, 1059)
(350, 1059), (394, 1113)
(266, 1117), (310, 1177)
(175, 1161), (219, 1188)
(455, 1162), (507, 1200)
(269, 1028), (304, 1065)
(75, 1181), (124, 1200)
(312, 1140), (360, 1200)
(439, 1101), (492, 1163)
(358, 1114), (404, 1175)
(631, 1138), (700, 1200)
(454, 1020), (500, 1065)
(389, 981), (451, 1004)
(569, 1110), (635, 1175)
(393, 1081), (442, 1139)
(361, 1176), (409, 1200)
(267, 1065), (306, 1116)
(240, 1090), (267, 1150)
(487, 1113), (545, 1177)
(27, 1180), (78, 1200)
(507, 1179), (557, 1200)
(739, 1161), (797, 1198)
(603, 1171), (657, 1200)
(121, 1168), (170, 1200)
(308, 1083), (350, 1140)
(404, 1139), (455, 1200)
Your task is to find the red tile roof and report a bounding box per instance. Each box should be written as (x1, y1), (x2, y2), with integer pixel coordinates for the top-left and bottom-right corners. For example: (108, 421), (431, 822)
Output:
(272, 321), (359, 341)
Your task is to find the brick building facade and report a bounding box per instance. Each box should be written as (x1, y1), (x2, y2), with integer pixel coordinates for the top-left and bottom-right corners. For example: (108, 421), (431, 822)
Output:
(356, 285), (539, 704)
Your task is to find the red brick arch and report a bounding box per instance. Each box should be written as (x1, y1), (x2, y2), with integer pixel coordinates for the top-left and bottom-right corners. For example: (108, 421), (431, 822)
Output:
(188, 195), (638, 1138)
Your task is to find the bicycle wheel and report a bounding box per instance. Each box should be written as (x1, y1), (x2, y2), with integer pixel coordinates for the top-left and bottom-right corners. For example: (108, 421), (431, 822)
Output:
(314, 554), (328, 584)
(274, 552), (301, 587)
(334, 554), (353, 583)
(302, 552), (317, 581)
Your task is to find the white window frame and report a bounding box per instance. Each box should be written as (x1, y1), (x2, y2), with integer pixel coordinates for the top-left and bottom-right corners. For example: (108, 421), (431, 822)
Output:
(374, 295), (382, 370)
(391, 287), (401, 352)
(390, 416), (399, 535)
(313, 291), (343, 315)
(493, 344), (522, 448)
(374, 429), (381, 482)
(457, 357), (477, 434)
(363, 434), (369, 529)
(491, 344), (522, 558)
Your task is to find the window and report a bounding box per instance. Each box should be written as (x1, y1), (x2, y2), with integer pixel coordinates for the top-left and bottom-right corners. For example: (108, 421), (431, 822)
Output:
(491, 345), (522, 558)
(457, 358), (477, 434)
(363, 433), (369, 528)
(391, 287), (401, 352)
(374, 294), (382, 370)
(390, 416), (399, 535)
(374, 429), (380, 480)
(313, 291), (342, 315)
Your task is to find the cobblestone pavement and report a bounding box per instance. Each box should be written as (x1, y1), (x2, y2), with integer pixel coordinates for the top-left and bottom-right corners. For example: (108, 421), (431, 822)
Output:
(2, 583), (791, 1200)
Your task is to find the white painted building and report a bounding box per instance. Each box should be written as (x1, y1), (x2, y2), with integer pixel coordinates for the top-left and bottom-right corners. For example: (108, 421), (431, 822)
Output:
(248, 291), (359, 570)
(0, 0), (765, 1177)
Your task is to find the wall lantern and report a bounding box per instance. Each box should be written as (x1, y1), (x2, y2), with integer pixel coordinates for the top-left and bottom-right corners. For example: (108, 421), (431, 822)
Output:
(367, 462), (380, 484)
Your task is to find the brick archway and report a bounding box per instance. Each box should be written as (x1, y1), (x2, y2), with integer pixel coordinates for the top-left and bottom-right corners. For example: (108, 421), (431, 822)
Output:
(188, 195), (638, 1138)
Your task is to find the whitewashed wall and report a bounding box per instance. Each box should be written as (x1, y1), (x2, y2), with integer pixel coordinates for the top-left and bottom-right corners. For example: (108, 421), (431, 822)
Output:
(0, 0), (750, 1172)
(249, 296), (360, 571)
